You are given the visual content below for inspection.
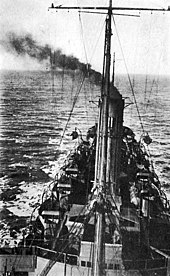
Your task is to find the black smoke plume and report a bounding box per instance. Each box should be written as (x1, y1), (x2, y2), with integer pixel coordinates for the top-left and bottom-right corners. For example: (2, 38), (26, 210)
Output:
(3, 32), (51, 62)
(1, 32), (101, 82)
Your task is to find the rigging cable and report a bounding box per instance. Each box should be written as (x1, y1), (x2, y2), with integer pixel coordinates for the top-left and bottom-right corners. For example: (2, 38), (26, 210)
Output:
(79, 11), (105, 123)
(71, 70), (75, 101)
(78, 11), (98, 125)
(112, 15), (145, 134)
(144, 13), (153, 106)
(45, 199), (96, 270)
(145, 12), (166, 111)
(131, 13), (141, 89)
(78, 12), (89, 66)
(77, 0), (106, 65)
(48, 192), (94, 251)
(59, 74), (86, 146)
(88, 18), (105, 124)
(78, 12), (90, 123)
(89, 18), (106, 65)
(140, 13), (167, 167)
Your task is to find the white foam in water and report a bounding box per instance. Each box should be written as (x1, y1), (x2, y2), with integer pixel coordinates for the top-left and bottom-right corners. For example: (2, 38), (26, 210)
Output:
(42, 137), (79, 178)
(9, 163), (28, 168)
(5, 181), (50, 217)
(0, 176), (12, 195)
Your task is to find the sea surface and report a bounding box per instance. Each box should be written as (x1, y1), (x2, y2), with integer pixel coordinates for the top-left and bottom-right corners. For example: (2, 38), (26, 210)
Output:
(0, 70), (170, 245)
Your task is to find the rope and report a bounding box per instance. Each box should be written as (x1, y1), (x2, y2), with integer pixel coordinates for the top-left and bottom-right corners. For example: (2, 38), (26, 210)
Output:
(145, 14), (166, 111)
(89, 19), (106, 64)
(83, 77), (90, 124)
(59, 9), (104, 147)
(78, 10), (100, 125)
(79, 12), (89, 65)
(48, 193), (95, 253)
(112, 15), (145, 134)
(59, 74), (86, 146)
(144, 14), (153, 105)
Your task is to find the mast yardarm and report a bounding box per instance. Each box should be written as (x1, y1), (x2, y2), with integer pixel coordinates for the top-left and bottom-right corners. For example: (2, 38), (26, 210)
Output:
(49, 4), (170, 12)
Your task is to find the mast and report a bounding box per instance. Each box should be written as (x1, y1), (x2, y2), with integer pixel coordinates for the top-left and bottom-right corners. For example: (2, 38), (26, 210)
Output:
(48, 3), (170, 276)
(112, 52), (115, 85)
(93, 1), (112, 275)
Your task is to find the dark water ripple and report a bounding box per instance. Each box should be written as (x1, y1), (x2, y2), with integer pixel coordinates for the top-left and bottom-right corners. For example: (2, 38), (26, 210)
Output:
(0, 70), (170, 243)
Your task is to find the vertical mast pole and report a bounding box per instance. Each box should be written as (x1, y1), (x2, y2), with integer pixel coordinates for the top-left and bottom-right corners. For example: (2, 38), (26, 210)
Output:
(99, 0), (112, 186)
(93, 1), (112, 276)
(112, 52), (115, 85)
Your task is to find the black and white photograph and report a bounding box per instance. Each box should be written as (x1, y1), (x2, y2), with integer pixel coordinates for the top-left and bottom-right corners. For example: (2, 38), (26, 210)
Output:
(0, 1), (170, 275)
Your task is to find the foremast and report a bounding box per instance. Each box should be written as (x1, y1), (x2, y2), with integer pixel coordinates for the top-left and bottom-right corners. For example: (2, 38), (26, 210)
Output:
(93, 1), (112, 275)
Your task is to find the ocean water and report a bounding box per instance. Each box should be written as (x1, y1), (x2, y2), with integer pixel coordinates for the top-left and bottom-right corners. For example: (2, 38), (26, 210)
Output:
(0, 70), (170, 244)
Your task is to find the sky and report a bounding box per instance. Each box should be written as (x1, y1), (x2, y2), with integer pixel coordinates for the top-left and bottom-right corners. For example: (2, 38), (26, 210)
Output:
(0, 0), (170, 75)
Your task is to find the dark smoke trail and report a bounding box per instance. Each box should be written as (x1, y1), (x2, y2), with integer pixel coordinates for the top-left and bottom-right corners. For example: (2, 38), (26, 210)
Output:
(4, 32), (51, 61)
(0, 32), (101, 82)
